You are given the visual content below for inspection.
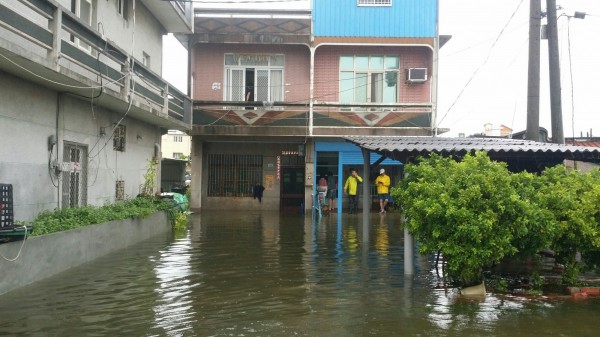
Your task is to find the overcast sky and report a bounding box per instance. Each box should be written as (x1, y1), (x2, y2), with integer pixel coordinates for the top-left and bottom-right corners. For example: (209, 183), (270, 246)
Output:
(163, 0), (600, 138)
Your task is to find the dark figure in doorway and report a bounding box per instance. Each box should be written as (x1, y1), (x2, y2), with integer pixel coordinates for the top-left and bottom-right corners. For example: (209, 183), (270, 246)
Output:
(253, 184), (265, 203)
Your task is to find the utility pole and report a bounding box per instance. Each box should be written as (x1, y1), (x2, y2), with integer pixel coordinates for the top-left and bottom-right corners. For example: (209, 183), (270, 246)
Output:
(526, 0), (541, 141)
(546, 0), (564, 144)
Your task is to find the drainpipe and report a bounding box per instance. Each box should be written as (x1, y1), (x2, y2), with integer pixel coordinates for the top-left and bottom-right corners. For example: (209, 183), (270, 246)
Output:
(309, 47), (315, 137)
(432, 0), (440, 137)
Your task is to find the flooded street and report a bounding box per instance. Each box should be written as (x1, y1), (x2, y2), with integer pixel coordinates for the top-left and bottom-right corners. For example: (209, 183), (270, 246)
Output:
(1, 211), (599, 336)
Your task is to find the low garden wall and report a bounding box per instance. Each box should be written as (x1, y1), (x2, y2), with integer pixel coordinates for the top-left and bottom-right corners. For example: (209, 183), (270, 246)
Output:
(0, 212), (169, 296)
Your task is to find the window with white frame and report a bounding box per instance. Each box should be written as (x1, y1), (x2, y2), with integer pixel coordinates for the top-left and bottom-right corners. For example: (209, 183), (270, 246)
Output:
(173, 135), (183, 142)
(224, 54), (284, 103)
(339, 55), (399, 107)
(358, 0), (392, 6)
(173, 152), (184, 159)
(70, 0), (93, 52)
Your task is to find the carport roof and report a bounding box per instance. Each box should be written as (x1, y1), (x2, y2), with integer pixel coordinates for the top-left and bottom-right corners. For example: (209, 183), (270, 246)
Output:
(345, 136), (600, 171)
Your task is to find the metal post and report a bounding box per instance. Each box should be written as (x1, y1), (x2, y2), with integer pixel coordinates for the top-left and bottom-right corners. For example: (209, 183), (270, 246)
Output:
(526, 0), (541, 141)
(404, 227), (414, 275)
(546, 0), (564, 144)
(361, 148), (370, 243)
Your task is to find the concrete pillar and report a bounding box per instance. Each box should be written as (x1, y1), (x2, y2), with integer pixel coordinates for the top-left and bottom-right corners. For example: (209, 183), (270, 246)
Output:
(190, 137), (202, 210)
(48, 7), (62, 67)
(404, 227), (414, 275)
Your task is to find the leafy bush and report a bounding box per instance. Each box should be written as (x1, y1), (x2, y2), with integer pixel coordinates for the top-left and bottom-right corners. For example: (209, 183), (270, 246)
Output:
(538, 166), (600, 284)
(31, 197), (174, 236)
(392, 151), (600, 287)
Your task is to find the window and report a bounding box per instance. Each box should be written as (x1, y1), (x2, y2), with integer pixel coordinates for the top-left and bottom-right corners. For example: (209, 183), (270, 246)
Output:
(208, 154), (263, 197)
(142, 52), (150, 67)
(339, 55), (399, 107)
(224, 54), (284, 103)
(358, 0), (391, 6)
(173, 152), (183, 159)
(117, 0), (129, 18)
(115, 180), (125, 201)
(173, 135), (183, 142)
(70, 0), (93, 52)
(62, 142), (88, 208)
(113, 124), (126, 152)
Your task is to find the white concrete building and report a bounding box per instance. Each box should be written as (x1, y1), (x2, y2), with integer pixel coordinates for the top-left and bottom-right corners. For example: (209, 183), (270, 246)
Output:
(161, 130), (191, 160)
(0, 0), (193, 221)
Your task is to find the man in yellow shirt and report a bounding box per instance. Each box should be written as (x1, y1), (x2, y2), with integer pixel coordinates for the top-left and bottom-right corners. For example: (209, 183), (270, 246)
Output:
(344, 168), (362, 214)
(375, 168), (391, 214)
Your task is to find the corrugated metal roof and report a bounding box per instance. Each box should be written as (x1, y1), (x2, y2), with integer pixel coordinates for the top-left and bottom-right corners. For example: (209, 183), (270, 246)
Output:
(345, 136), (600, 166)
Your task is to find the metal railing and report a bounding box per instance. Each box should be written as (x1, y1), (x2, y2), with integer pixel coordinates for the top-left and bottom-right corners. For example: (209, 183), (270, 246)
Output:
(0, 0), (191, 126)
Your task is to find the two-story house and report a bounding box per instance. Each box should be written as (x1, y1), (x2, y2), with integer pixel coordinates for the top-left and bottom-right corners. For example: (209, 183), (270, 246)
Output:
(187, 0), (445, 212)
(0, 0), (193, 221)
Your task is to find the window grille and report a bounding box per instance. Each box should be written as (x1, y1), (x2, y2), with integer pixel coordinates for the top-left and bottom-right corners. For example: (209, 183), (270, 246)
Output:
(116, 180), (125, 201)
(113, 124), (126, 151)
(62, 142), (88, 208)
(208, 154), (263, 197)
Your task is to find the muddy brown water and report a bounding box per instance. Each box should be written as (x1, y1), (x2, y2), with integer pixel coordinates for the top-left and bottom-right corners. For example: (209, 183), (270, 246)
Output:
(0, 211), (599, 336)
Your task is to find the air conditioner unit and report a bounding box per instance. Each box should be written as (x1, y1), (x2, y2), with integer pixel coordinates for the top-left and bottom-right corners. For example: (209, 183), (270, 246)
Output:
(406, 68), (428, 83)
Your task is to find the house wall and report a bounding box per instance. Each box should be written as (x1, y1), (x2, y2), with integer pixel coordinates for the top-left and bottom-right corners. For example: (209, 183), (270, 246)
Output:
(162, 130), (192, 159)
(313, 45), (432, 104)
(191, 44), (310, 102)
(0, 71), (162, 221)
(55, 0), (165, 75)
(313, 0), (437, 38)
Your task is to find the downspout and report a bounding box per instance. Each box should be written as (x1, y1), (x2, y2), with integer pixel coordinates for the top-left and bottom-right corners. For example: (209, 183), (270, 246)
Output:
(309, 47), (315, 137)
(432, 0), (440, 137)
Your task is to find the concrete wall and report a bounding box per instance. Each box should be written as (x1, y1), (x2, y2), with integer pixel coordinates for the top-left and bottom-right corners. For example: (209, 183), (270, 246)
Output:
(0, 211), (169, 296)
(55, 0), (165, 75)
(0, 72), (162, 221)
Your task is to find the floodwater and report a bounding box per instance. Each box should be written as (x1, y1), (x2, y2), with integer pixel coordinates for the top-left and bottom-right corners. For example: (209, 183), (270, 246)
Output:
(0, 211), (599, 337)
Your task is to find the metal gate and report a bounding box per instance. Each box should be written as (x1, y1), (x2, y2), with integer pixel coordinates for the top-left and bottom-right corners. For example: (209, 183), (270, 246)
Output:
(62, 142), (88, 208)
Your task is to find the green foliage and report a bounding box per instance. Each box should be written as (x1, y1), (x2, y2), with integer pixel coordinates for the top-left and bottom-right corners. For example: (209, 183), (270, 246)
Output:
(172, 211), (189, 239)
(31, 197), (172, 236)
(538, 166), (600, 284)
(141, 159), (158, 196)
(392, 151), (600, 287)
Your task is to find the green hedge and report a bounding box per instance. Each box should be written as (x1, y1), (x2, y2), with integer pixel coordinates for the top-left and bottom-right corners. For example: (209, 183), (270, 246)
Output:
(31, 197), (174, 236)
(391, 152), (600, 286)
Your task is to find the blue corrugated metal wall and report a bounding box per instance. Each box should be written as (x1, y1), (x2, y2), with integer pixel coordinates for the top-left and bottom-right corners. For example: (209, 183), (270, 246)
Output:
(315, 141), (403, 165)
(313, 0), (437, 38)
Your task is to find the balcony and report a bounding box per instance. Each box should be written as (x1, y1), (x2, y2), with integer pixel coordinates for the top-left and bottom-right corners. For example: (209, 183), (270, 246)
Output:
(192, 101), (434, 137)
(0, 0), (191, 130)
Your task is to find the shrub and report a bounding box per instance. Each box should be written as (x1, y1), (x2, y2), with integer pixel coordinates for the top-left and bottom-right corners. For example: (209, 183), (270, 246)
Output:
(391, 152), (556, 286)
(31, 196), (174, 236)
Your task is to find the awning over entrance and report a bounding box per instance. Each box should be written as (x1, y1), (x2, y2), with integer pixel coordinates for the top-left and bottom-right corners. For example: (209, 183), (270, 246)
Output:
(345, 136), (600, 172)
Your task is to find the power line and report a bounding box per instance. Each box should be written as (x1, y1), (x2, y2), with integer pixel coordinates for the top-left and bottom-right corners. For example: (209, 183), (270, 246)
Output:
(436, 0), (525, 129)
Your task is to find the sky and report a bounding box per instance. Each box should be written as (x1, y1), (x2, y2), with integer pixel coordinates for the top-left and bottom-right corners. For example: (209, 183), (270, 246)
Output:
(163, 0), (600, 138)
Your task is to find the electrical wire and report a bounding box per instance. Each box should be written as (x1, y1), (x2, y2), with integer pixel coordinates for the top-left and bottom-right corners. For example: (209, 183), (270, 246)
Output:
(0, 225), (28, 262)
(566, 16), (575, 139)
(436, 0), (525, 129)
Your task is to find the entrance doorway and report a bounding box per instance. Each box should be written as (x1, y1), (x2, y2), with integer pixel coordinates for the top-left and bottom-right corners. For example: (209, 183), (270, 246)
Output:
(280, 167), (304, 213)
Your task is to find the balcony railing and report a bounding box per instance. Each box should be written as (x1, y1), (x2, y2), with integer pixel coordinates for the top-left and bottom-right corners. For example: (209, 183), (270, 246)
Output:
(0, 0), (191, 127)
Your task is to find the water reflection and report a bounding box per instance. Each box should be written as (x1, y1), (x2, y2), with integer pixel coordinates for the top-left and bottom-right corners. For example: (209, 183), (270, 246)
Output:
(0, 211), (599, 336)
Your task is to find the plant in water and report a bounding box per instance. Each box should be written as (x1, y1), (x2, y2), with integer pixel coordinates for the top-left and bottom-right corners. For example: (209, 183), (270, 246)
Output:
(391, 152), (556, 287)
(141, 159), (158, 196)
